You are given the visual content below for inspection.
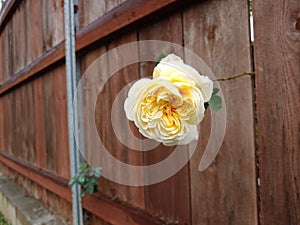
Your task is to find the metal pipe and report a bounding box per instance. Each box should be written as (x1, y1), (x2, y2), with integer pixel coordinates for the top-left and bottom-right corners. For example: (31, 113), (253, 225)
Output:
(63, 0), (83, 225)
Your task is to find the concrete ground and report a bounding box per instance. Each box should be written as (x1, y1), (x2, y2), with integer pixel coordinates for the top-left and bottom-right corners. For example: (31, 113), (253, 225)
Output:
(0, 173), (68, 225)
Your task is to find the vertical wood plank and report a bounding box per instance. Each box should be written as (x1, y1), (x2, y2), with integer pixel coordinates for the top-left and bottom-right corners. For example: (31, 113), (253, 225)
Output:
(51, 0), (64, 46)
(138, 13), (191, 224)
(30, 0), (43, 59)
(105, 32), (144, 208)
(14, 87), (21, 158)
(24, 0), (32, 65)
(18, 82), (35, 163)
(33, 76), (47, 169)
(5, 20), (13, 80)
(78, 0), (121, 28)
(18, 1), (26, 71)
(43, 71), (57, 174)
(80, 44), (107, 172)
(0, 33), (3, 83)
(253, 0), (300, 224)
(53, 65), (70, 179)
(183, 0), (257, 224)
(41, 0), (53, 51)
(0, 97), (4, 151)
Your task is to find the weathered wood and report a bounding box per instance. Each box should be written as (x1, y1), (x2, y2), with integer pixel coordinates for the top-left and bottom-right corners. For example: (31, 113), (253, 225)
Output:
(78, 0), (121, 28)
(138, 12), (191, 224)
(0, 151), (72, 202)
(51, 0), (64, 47)
(23, 82), (35, 164)
(253, 0), (300, 224)
(0, 42), (65, 95)
(53, 65), (70, 179)
(0, 97), (4, 151)
(41, 0), (53, 52)
(79, 33), (145, 209)
(183, 0), (257, 224)
(29, 0), (43, 60)
(76, 0), (179, 51)
(33, 76), (47, 169)
(0, 0), (185, 96)
(43, 70), (57, 173)
(0, 152), (165, 225)
(0, 0), (21, 34)
(105, 32), (144, 208)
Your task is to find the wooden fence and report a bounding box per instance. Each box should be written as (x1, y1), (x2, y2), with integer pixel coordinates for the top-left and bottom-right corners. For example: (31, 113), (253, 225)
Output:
(0, 0), (299, 225)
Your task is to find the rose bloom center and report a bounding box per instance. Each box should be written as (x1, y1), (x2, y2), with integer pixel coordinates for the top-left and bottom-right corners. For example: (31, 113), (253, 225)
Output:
(139, 94), (182, 136)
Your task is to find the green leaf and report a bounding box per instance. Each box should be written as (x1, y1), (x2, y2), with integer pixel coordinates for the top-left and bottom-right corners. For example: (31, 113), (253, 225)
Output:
(79, 162), (87, 170)
(155, 54), (166, 66)
(86, 184), (94, 195)
(88, 168), (94, 177)
(95, 167), (102, 178)
(208, 94), (222, 111)
(212, 88), (219, 95)
(78, 174), (85, 183)
(68, 179), (77, 187)
(90, 177), (99, 183)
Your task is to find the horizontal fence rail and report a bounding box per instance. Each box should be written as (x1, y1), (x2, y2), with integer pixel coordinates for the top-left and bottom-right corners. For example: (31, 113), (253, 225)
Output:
(0, 151), (165, 225)
(0, 0), (188, 95)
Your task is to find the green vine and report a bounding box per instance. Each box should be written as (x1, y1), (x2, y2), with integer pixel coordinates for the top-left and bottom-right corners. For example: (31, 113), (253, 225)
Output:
(69, 162), (102, 197)
(214, 72), (255, 81)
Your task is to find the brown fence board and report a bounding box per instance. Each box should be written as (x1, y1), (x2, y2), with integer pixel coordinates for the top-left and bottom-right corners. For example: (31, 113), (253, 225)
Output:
(22, 82), (35, 163)
(29, 0), (43, 60)
(2, 0), (299, 225)
(106, 33), (145, 208)
(53, 65), (70, 179)
(183, 0), (258, 224)
(0, 0), (21, 34)
(0, 97), (4, 151)
(138, 12), (191, 224)
(0, 152), (164, 225)
(33, 76), (47, 169)
(43, 70), (57, 173)
(78, 0), (121, 28)
(0, 0), (182, 95)
(253, 0), (300, 225)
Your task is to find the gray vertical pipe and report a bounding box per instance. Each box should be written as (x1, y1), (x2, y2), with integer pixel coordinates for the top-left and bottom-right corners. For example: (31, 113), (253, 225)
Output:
(63, 0), (84, 225)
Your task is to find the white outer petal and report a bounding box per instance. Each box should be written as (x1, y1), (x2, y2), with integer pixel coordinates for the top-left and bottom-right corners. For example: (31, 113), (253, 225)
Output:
(156, 54), (213, 102)
(177, 125), (198, 145)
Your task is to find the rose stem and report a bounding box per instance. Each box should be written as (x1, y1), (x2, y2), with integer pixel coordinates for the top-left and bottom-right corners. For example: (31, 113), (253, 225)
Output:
(214, 72), (255, 81)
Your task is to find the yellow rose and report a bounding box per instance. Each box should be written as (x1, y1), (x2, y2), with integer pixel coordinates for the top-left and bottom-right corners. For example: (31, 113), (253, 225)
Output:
(124, 54), (213, 146)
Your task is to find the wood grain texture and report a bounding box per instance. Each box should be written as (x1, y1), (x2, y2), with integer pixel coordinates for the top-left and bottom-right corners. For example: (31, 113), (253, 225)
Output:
(183, 0), (257, 224)
(0, 32), (3, 83)
(0, 0), (182, 95)
(253, 0), (300, 224)
(43, 71), (57, 173)
(0, 153), (165, 225)
(138, 13), (191, 225)
(29, 0), (43, 60)
(33, 76), (47, 169)
(105, 32), (144, 208)
(78, 0), (121, 28)
(0, 0), (21, 34)
(79, 44), (107, 172)
(0, 97), (4, 151)
(53, 65), (70, 179)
